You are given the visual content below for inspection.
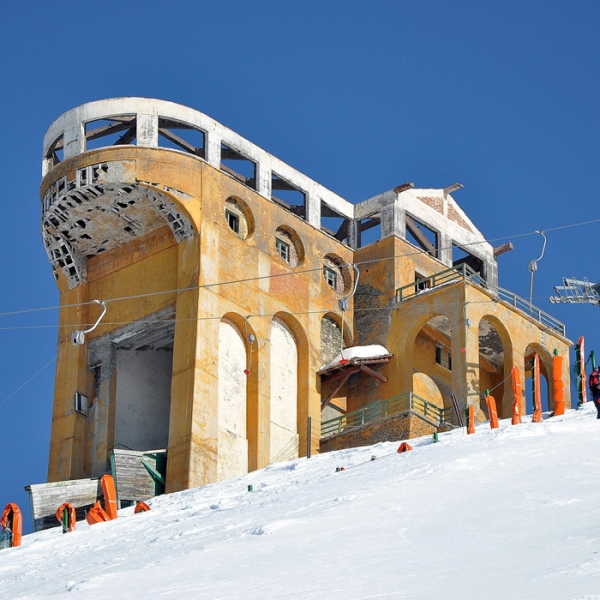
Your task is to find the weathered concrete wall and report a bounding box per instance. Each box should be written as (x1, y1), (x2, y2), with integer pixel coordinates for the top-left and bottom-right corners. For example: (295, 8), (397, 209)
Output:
(320, 411), (437, 453)
(114, 348), (172, 451)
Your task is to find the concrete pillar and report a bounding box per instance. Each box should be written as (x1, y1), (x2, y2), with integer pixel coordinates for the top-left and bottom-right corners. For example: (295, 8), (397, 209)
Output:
(256, 161), (271, 198)
(205, 131), (221, 168)
(137, 114), (159, 147)
(306, 194), (321, 229)
(381, 202), (405, 239)
(63, 123), (85, 159)
(348, 219), (361, 249)
(438, 232), (453, 267)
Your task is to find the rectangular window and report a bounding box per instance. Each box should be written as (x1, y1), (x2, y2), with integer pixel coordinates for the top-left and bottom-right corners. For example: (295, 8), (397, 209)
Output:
(324, 267), (338, 289)
(415, 272), (430, 293)
(435, 346), (452, 370)
(74, 392), (89, 416)
(276, 238), (290, 262)
(226, 210), (240, 233)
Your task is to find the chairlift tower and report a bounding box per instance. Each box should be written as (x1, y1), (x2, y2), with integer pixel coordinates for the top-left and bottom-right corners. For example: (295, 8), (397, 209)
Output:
(549, 277), (600, 306)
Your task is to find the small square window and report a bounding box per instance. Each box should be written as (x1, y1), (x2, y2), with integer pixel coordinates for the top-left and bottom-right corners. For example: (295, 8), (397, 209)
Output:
(276, 238), (290, 262)
(226, 210), (240, 233)
(74, 392), (89, 416)
(324, 267), (338, 289)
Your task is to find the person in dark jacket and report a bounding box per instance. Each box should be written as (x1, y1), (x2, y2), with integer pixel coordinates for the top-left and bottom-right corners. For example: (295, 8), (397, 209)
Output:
(589, 366), (600, 418)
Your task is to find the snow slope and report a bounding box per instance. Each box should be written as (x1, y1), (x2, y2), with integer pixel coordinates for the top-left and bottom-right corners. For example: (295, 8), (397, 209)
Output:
(3, 404), (600, 599)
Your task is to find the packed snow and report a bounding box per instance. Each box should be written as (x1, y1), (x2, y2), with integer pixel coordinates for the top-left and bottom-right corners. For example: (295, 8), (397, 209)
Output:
(320, 344), (390, 370)
(3, 404), (600, 599)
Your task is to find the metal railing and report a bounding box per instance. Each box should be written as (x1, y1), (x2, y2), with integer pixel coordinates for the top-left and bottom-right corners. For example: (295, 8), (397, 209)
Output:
(395, 264), (566, 336)
(321, 392), (452, 438)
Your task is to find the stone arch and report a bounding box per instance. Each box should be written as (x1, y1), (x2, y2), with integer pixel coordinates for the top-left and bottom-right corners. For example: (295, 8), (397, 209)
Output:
(413, 372), (444, 409)
(477, 315), (512, 419)
(224, 196), (254, 240)
(217, 317), (248, 481)
(269, 317), (300, 463)
(322, 254), (352, 294)
(221, 312), (259, 471)
(270, 312), (311, 459)
(410, 314), (453, 412)
(524, 343), (553, 413)
(320, 312), (353, 365)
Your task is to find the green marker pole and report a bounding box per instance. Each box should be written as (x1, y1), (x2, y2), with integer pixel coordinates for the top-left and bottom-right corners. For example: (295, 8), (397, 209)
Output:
(62, 507), (69, 533)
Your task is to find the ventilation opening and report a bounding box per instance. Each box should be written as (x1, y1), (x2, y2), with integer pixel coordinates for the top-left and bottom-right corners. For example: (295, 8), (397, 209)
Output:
(271, 173), (306, 218)
(321, 202), (350, 244)
(356, 215), (381, 247)
(453, 244), (485, 279)
(158, 117), (205, 158)
(114, 325), (174, 451)
(85, 116), (137, 151)
(415, 271), (430, 294)
(220, 143), (256, 189)
(406, 215), (438, 258)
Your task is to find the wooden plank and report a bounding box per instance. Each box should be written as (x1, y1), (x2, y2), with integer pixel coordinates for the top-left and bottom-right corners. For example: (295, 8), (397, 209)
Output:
(112, 449), (166, 503)
(359, 364), (388, 382)
(321, 371), (353, 410)
(25, 479), (102, 532)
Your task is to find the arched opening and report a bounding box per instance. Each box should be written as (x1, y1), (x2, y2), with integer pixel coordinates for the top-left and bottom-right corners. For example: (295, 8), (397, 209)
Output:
(412, 372), (444, 408)
(478, 317), (508, 418)
(524, 344), (552, 414)
(217, 318), (248, 481)
(269, 318), (299, 463)
(411, 315), (452, 411)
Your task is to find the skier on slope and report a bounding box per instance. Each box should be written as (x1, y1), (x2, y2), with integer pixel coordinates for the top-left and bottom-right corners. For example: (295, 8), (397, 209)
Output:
(588, 366), (600, 418)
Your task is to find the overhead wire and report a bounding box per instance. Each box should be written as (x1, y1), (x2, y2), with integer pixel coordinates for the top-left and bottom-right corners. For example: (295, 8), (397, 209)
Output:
(0, 216), (598, 320)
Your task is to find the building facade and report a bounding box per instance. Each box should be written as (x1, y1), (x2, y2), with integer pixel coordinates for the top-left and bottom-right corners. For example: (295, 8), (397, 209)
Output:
(40, 98), (572, 493)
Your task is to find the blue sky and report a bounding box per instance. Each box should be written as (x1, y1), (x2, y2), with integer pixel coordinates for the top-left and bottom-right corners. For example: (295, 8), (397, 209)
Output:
(1, 1), (599, 532)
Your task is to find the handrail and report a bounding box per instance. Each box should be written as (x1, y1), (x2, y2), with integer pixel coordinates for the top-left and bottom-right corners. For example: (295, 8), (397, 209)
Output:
(395, 264), (566, 336)
(321, 392), (452, 438)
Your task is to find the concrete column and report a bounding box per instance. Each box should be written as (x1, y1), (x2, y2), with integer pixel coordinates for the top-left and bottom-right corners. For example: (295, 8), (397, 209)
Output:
(381, 203), (405, 239)
(256, 161), (271, 198)
(306, 194), (321, 229)
(438, 232), (453, 267)
(450, 308), (482, 420)
(63, 123), (85, 159)
(348, 219), (361, 249)
(205, 131), (221, 168)
(137, 114), (159, 147)
(47, 283), (89, 481)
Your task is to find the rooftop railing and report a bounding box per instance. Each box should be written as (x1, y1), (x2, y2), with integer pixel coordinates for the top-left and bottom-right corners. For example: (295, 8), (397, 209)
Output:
(395, 263), (566, 337)
(321, 392), (452, 438)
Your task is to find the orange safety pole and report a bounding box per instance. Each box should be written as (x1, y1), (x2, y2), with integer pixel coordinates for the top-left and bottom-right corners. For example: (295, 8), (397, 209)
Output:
(1, 503), (22, 547)
(511, 366), (523, 425)
(579, 336), (588, 404)
(467, 405), (475, 434)
(485, 391), (499, 429)
(55, 502), (76, 532)
(101, 474), (118, 520)
(552, 351), (565, 416)
(532, 354), (543, 423)
(134, 501), (151, 514)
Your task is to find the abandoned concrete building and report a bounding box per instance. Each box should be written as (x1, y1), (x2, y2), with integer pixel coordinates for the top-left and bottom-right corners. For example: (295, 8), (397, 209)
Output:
(34, 97), (572, 522)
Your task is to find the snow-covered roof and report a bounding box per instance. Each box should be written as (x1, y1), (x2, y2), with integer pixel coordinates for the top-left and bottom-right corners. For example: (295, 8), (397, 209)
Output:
(320, 344), (391, 372)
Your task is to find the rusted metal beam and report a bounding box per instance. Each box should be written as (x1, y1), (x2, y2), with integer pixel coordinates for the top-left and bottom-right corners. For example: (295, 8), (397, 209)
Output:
(114, 127), (137, 146)
(406, 215), (437, 257)
(334, 219), (349, 241)
(493, 241), (514, 257)
(158, 127), (204, 156)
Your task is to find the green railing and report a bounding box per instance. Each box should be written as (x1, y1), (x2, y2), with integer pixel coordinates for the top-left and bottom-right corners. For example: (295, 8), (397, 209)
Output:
(321, 392), (452, 438)
(395, 264), (566, 336)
